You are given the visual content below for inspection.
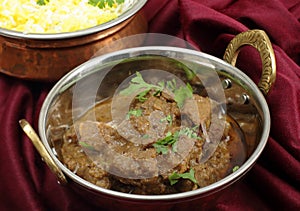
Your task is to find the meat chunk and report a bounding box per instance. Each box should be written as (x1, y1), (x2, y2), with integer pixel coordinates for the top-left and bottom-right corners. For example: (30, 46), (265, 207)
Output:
(61, 125), (111, 189)
(182, 94), (211, 126)
(77, 121), (159, 179)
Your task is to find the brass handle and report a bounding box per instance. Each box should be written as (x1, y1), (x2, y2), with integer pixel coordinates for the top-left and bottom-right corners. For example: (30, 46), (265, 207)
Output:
(223, 29), (276, 96)
(19, 119), (67, 185)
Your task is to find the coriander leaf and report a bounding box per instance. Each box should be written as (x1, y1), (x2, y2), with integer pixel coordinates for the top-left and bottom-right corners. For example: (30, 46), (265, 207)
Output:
(88, 0), (104, 8)
(232, 166), (240, 172)
(152, 143), (169, 155)
(126, 109), (143, 119)
(142, 134), (150, 139)
(120, 72), (163, 102)
(174, 83), (193, 108)
(131, 72), (147, 84)
(180, 126), (202, 140)
(153, 126), (201, 155)
(136, 89), (150, 102)
(157, 81), (165, 89)
(160, 114), (173, 126)
(153, 132), (178, 154)
(166, 79), (177, 91)
(120, 72), (194, 107)
(116, 0), (125, 4)
(168, 169), (198, 185)
(37, 0), (48, 6)
(155, 132), (173, 145)
(106, 0), (114, 7)
(88, 0), (124, 9)
(79, 141), (95, 150)
(153, 89), (162, 97)
(168, 172), (181, 185)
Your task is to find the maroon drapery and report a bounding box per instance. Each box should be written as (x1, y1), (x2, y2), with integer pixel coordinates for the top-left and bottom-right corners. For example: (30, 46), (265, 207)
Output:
(0, 0), (299, 210)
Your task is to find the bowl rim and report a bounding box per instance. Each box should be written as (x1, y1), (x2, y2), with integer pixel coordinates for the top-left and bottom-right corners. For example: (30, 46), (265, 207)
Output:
(0, 0), (147, 40)
(39, 46), (270, 201)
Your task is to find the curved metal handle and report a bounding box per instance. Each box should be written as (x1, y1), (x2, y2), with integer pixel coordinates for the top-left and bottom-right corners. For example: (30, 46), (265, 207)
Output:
(19, 119), (67, 185)
(223, 29), (276, 96)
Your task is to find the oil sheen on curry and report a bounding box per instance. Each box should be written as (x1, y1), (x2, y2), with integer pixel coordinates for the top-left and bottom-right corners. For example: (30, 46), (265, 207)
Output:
(49, 61), (261, 195)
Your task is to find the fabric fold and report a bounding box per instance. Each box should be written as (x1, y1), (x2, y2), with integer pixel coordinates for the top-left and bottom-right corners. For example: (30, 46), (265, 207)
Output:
(0, 0), (299, 210)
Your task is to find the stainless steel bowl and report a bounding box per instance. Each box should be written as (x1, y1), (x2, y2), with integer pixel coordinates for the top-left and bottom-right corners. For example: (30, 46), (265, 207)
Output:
(20, 30), (276, 210)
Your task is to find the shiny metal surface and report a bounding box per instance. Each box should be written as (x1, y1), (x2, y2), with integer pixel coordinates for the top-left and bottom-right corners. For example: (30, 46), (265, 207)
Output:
(38, 44), (272, 202)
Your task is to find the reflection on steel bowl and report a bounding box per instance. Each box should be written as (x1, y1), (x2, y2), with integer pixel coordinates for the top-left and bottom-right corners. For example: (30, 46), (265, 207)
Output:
(0, 0), (147, 81)
(20, 30), (276, 210)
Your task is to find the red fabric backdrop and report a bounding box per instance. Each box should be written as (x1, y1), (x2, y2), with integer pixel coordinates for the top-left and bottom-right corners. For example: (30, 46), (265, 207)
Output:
(0, 0), (299, 210)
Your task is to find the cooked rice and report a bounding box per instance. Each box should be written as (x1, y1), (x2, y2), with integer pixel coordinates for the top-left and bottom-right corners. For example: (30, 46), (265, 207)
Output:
(0, 0), (135, 33)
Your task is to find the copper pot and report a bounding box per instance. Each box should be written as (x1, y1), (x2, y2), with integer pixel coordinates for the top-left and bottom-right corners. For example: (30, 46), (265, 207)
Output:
(20, 30), (276, 210)
(0, 0), (148, 82)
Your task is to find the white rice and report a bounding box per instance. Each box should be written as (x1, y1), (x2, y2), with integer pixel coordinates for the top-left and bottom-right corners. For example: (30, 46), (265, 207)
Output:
(0, 0), (135, 33)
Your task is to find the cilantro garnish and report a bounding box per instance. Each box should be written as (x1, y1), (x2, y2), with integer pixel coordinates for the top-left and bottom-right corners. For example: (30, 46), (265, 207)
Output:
(37, 0), (124, 7)
(120, 72), (164, 103)
(168, 169), (198, 185)
(142, 134), (150, 139)
(232, 166), (240, 172)
(120, 72), (194, 108)
(180, 125), (202, 140)
(135, 90), (149, 103)
(160, 114), (173, 126)
(36, 0), (49, 6)
(79, 141), (95, 150)
(88, 0), (125, 9)
(126, 109), (143, 119)
(153, 126), (201, 155)
(153, 131), (179, 154)
(174, 83), (193, 108)
(166, 79), (177, 91)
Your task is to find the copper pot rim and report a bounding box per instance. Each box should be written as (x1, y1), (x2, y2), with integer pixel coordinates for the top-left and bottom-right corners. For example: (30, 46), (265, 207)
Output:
(0, 0), (147, 40)
(38, 46), (271, 201)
